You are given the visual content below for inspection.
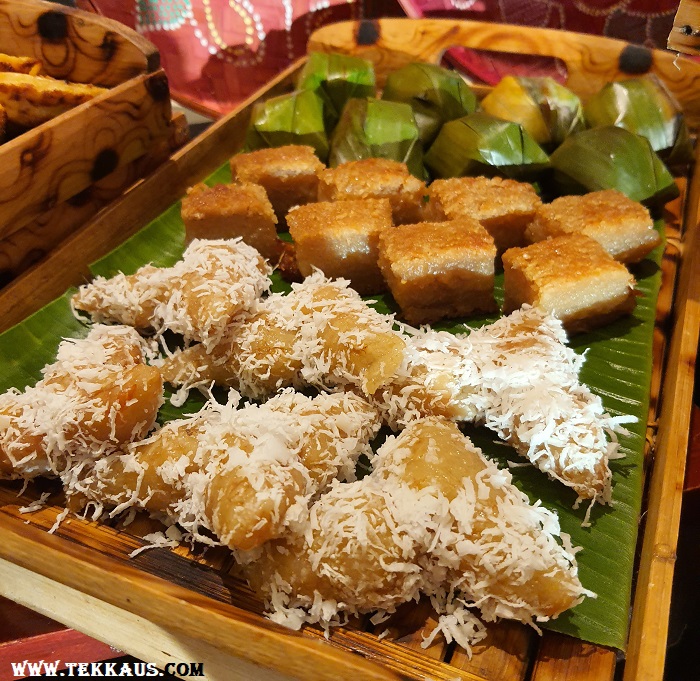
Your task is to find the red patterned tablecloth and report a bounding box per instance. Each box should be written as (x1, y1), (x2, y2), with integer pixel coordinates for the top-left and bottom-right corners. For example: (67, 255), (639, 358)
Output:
(77, 0), (361, 117)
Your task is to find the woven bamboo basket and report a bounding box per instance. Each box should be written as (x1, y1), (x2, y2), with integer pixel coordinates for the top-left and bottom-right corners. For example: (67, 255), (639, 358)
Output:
(1, 18), (700, 681)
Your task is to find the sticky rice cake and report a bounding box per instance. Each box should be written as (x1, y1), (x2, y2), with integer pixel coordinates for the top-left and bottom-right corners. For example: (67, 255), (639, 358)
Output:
(378, 218), (497, 325)
(287, 198), (393, 295)
(525, 189), (661, 264)
(502, 233), (636, 333)
(424, 176), (541, 253)
(181, 182), (282, 261)
(317, 158), (427, 225)
(230, 145), (324, 228)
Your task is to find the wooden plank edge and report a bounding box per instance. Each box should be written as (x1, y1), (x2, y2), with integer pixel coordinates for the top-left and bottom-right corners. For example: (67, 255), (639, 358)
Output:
(0, 58), (304, 333)
(623, 147), (700, 679)
(0, 558), (294, 681)
(0, 516), (400, 681)
(1, 0), (160, 75)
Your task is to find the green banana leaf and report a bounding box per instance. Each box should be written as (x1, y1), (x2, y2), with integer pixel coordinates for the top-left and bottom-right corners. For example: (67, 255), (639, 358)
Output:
(425, 112), (550, 180)
(328, 98), (424, 178)
(381, 62), (477, 147)
(549, 126), (680, 207)
(480, 75), (585, 150)
(296, 51), (376, 131)
(245, 89), (329, 162)
(583, 75), (694, 168)
(0, 155), (662, 652)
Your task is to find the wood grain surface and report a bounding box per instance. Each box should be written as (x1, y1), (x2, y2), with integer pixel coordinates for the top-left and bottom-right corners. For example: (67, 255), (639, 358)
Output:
(308, 18), (700, 129)
(1, 17), (699, 681)
(0, 0), (159, 86)
(0, 0), (175, 284)
(668, 0), (700, 56)
(0, 70), (173, 239)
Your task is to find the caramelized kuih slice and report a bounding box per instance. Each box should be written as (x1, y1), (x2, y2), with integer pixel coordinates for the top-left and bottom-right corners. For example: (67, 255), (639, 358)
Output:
(525, 189), (661, 264)
(230, 145), (324, 228)
(424, 176), (541, 254)
(287, 198), (393, 295)
(317, 158), (427, 224)
(181, 182), (283, 261)
(502, 233), (636, 333)
(378, 218), (498, 325)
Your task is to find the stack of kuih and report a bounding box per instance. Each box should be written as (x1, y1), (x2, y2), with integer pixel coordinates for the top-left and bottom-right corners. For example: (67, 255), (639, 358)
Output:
(0, 50), (685, 656)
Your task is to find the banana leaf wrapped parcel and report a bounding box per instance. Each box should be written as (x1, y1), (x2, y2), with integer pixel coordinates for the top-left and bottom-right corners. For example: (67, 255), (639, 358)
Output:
(296, 51), (376, 131)
(381, 62), (478, 146)
(583, 75), (694, 168)
(549, 125), (679, 207)
(480, 75), (585, 149)
(424, 112), (550, 180)
(245, 89), (329, 162)
(328, 97), (424, 178)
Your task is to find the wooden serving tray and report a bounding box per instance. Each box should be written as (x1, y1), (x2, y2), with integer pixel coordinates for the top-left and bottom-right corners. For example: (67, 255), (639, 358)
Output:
(0, 0), (186, 285)
(1, 18), (700, 681)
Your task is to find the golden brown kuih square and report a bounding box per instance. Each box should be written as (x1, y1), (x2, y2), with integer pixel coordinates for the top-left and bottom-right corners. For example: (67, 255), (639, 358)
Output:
(181, 182), (282, 261)
(230, 145), (325, 229)
(317, 158), (427, 225)
(378, 217), (498, 325)
(287, 198), (393, 295)
(424, 176), (541, 253)
(525, 189), (660, 264)
(502, 233), (637, 334)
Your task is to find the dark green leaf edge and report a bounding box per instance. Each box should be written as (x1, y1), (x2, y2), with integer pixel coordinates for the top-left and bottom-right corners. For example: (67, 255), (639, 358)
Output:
(0, 160), (662, 652)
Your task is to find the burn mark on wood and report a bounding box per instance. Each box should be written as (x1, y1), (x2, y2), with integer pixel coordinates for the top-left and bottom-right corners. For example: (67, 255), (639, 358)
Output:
(100, 32), (118, 62)
(37, 11), (69, 42)
(146, 72), (170, 102)
(356, 20), (380, 46)
(619, 44), (652, 74)
(91, 148), (119, 182)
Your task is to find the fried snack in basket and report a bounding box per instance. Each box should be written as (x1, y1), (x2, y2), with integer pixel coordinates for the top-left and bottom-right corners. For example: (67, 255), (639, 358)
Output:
(72, 238), (272, 350)
(0, 325), (163, 480)
(245, 417), (589, 652)
(0, 53), (43, 76)
(159, 271), (406, 400)
(0, 72), (106, 128)
(66, 390), (381, 552)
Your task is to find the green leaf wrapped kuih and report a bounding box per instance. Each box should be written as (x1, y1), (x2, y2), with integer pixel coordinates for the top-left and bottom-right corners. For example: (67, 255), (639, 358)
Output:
(583, 75), (694, 167)
(381, 62), (478, 147)
(480, 75), (585, 149)
(549, 125), (679, 207)
(424, 111), (550, 180)
(245, 88), (329, 162)
(328, 97), (424, 178)
(296, 51), (376, 131)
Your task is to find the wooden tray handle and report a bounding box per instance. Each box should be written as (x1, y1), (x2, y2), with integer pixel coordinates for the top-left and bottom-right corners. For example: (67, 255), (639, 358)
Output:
(308, 18), (700, 128)
(0, 0), (159, 87)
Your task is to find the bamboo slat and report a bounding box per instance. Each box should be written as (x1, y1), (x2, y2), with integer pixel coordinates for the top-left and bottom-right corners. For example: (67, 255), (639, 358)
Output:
(623, 126), (700, 681)
(1, 17), (699, 681)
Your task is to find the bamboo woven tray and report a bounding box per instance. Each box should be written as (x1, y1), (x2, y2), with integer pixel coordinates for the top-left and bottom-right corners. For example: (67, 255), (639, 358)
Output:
(1, 18), (700, 681)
